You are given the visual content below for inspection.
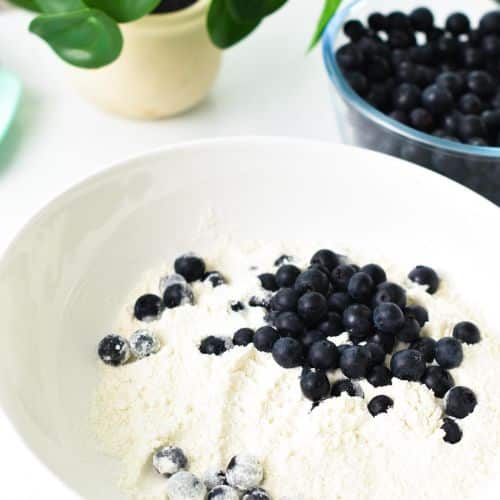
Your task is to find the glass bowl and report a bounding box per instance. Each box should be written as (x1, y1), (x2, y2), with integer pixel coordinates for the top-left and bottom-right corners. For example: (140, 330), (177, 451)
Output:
(322, 0), (500, 205)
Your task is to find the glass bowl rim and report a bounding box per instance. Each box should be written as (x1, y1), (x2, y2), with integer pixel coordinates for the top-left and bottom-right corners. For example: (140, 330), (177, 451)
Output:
(322, 0), (500, 159)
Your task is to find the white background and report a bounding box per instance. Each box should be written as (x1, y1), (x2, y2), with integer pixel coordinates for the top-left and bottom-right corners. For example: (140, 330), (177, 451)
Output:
(0, 0), (494, 498)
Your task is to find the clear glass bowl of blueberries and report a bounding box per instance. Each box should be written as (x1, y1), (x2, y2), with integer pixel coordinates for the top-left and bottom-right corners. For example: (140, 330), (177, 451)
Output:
(323, 0), (500, 205)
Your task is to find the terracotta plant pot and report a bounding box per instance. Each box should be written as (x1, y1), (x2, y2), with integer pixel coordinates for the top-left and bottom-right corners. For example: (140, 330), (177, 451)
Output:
(69, 0), (221, 119)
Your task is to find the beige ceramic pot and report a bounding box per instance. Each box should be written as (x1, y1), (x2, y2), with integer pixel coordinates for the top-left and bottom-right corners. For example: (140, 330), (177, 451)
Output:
(69, 0), (221, 119)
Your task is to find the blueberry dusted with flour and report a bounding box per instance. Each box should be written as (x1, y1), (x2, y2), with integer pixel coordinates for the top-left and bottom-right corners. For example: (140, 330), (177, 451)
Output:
(441, 417), (463, 444)
(153, 446), (188, 476)
(207, 485), (240, 500)
(253, 326), (280, 352)
(163, 283), (194, 308)
(294, 268), (330, 295)
(445, 386), (478, 419)
(274, 254), (292, 266)
(298, 292), (328, 325)
(275, 264), (301, 288)
(435, 337), (463, 369)
(373, 302), (405, 334)
(203, 469), (227, 490)
(307, 340), (339, 370)
(134, 294), (163, 322)
(203, 271), (226, 287)
(174, 254), (206, 282)
(339, 345), (372, 379)
(129, 329), (160, 358)
(272, 337), (304, 368)
(390, 349), (426, 381)
(422, 366), (455, 398)
(98, 334), (130, 366)
(242, 488), (271, 500)
(159, 273), (188, 295)
(258, 273), (278, 292)
(200, 336), (233, 356)
(233, 328), (254, 346)
(453, 321), (481, 344)
(310, 248), (339, 271)
(331, 378), (360, 397)
(249, 295), (271, 308)
(226, 455), (264, 491)
(368, 395), (393, 416)
(166, 471), (207, 500)
(408, 266), (440, 294)
(367, 365), (392, 387)
(300, 371), (331, 401)
(343, 304), (373, 338)
(230, 301), (245, 312)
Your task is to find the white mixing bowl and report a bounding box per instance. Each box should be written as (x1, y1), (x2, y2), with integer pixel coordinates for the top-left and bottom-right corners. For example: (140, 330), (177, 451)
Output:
(0, 138), (498, 499)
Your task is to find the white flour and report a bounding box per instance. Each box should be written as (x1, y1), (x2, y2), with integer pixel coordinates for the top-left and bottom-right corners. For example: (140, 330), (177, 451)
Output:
(90, 241), (500, 500)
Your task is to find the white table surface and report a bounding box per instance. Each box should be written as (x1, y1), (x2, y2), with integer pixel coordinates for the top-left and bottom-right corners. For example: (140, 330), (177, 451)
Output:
(0, 0), (495, 498)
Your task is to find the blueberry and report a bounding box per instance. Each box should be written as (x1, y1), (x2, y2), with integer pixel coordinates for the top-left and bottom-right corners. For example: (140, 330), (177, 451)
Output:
(410, 7), (434, 32)
(481, 109), (500, 131)
(360, 263), (386, 285)
(405, 305), (429, 327)
(482, 34), (500, 56)
(396, 317), (421, 342)
(275, 264), (301, 288)
(339, 345), (372, 379)
(230, 300), (245, 312)
(253, 326), (279, 352)
(344, 19), (366, 41)
(467, 71), (495, 97)
(390, 349), (426, 381)
(270, 287), (300, 313)
(163, 283), (194, 308)
(294, 268), (330, 295)
(301, 329), (327, 348)
(364, 342), (386, 366)
(258, 273), (278, 292)
(479, 11), (500, 35)
(453, 321), (481, 344)
(203, 469), (226, 490)
(307, 340), (339, 370)
(159, 273), (187, 295)
(410, 108), (434, 131)
(345, 72), (369, 96)
(275, 312), (305, 338)
(436, 72), (465, 97)
(463, 47), (485, 70)
(331, 378), (359, 397)
(297, 292), (328, 326)
(368, 395), (393, 416)
(249, 295), (271, 308)
(422, 365), (455, 398)
(422, 85), (453, 116)
(368, 330), (396, 354)
(426, 27), (444, 42)
(467, 137), (488, 146)
(435, 337), (463, 369)
(208, 485), (239, 500)
(347, 272), (374, 302)
(408, 44), (434, 65)
(318, 312), (344, 337)
(367, 365), (392, 387)
(274, 254), (292, 266)
(233, 328), (254, 346)
(445, 386), (477, 418)
(437, 36), (460, 59)
(130, 329), (160, 358)
(392, 83), (420, 112)
(134, 294), (163, 322)
(410, 336), (436, 362)
(389, 110), (410, 125)
(174, 254), (205, 282)
(366, 84), (392, 111)
(328, 292), (352, 313)
(373, 282), (407, 309)
(153, 446), (188, 476)
(389, 30), (416, 50)
(98, 334), (130, 366)
(272, 337), (304, 368)
(392, 49), (409, 66)
(408, 265), (440, 294)
(203, 271), (226, 287)
(226, 455), (263, 491)
(459, 93), (483, 115)
(310, 249), (339, 272)
(373, 302), (405, 334)
(368, 12), (387, 31)
(458, 114), (486, 140)
(331, 264), (356, 291)
(388, 11), (411, 31)
(166, 472), (207, 500)
(445, 13), (470, 35)
(441, 417), (462, 444)
(300, 371), (331, 401)
(343, 304), (373, 337)
(242, 488), (271, 500)
(336, 44), (365, 71)
(200, 336), (232, 356)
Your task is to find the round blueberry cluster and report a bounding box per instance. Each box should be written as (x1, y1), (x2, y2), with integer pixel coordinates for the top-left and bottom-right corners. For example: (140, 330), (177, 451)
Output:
(200, 249), (480, 444)
(152, 447), (272, 499)
(336, 8), (500, 146)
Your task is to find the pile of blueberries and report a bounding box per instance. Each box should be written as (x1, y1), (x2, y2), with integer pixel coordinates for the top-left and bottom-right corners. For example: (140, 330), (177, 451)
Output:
(337, 8), (500, 146)
(198, 249), (479, 445)
(152, 445), (271, 500)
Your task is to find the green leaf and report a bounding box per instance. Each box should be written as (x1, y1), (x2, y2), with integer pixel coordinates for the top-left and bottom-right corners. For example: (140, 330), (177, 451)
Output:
(35, 0), (86, 13)
(309, 0), (342, 50)
(226, 0), (287, 22)
(29, 9), (123, 68)
(208, 0), (261, 48)
(7, 0), (41, 11)
(83, 0), (162, 23)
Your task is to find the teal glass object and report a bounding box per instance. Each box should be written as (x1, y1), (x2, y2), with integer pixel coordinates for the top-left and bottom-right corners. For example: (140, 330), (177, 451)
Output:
(0, 68), (21, 144)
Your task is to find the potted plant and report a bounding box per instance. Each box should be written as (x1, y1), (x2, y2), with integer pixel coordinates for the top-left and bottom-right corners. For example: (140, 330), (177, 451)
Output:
(9, 0), (341, 119)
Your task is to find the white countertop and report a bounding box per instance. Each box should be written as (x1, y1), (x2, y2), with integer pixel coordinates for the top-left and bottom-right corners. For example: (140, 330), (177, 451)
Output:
(0, 2), (334, 498)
